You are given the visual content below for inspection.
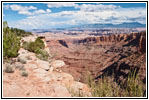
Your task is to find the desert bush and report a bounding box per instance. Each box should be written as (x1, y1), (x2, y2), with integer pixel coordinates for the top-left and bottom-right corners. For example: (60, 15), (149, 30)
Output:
(67, 88), (85, 97)
(18, 56), (27, 64)
(22, 37), (45, 53)
(84, 71), (145, 97)
(4, 64), (14, 73)
(34, 37), (45, 49)
(22, 38), (49, 61)
(36, 49), (49, 61)
(21, 70), (28, 77)
(125, 70), (145, 97)
(22, 41), (29, 50)
(3, 21), (31, 59)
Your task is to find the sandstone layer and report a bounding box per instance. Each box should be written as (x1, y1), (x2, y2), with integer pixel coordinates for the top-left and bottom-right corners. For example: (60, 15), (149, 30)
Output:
(46, 32), (146, 83)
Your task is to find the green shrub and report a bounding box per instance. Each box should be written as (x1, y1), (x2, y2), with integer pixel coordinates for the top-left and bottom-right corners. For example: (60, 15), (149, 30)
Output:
(36, 49), (49, 61)
(3, 27), (20, 58)
(22, 38), (45, 53)
(35, 37), (45, 49)
(4, 64), (14, 73)
(21, 70), (28, 77)
(22, 41), (29, 50)
(22, 38), (49, 60)
(3, 21), (31, 59)
(10, 27), (32, 37)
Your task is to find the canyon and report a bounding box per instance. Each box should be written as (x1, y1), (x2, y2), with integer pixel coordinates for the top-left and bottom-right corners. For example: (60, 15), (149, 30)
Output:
(3, 31), (146, 97)
(44, 31), (146, 84)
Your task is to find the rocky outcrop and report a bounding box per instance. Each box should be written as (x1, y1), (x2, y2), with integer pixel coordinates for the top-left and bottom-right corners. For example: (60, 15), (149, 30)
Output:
(72, 32), (146, 48)
(50, 60), (65, 69)
(58, 40), (69, 48)
(47, 31), (146, 53)
(139, 32), (146, 53)
(46, 31), (146, 84)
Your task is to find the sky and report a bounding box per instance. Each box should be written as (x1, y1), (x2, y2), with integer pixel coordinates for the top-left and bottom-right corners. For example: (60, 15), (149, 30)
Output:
(3, 2), (146, 30)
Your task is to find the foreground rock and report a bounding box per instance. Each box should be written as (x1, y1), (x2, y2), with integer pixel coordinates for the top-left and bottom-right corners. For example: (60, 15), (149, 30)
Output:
(50, 60), (65, 69)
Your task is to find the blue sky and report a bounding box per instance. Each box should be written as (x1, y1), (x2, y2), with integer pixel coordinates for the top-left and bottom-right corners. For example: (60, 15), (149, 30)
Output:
(3, 3), (146, 30)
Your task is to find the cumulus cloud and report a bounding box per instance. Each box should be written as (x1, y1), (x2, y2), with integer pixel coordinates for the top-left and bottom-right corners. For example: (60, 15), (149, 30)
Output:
(9, 6), (146, 30)
(78, 4), (120, 12)
(6, 3), (146, 29)
(18, 10), (32, 15)
(46, 3), (79, 8)
(45, 3), (120, 12)
(4, 4), (51, 15)
(9, 4), (37, 11)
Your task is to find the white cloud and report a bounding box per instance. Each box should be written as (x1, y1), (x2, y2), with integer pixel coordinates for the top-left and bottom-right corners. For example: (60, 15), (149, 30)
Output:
(9, 4), (37, 11)
(7, 4), (146, 29)
(46, 9), (51, 13)
(18, 10), (32, 15)
(79, 4), (120, 12)
(4, 4), (51, 16)
(30, 9), (51, 15)
(46, 3), (79, 8)
(34, 9), (46, 14)
(45, 3), (120, 12)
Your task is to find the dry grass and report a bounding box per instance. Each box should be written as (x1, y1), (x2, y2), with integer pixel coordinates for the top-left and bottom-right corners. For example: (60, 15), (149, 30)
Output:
(86, 71), (145, 97)
(68, 70), (145, 97)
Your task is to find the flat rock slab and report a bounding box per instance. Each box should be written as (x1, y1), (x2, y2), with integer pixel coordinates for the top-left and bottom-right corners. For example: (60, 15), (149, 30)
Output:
(51, 60), (65, 69)
(35, 60), (50, 70)
(50, 84), (71, 97)
(33, 69), (48, 79)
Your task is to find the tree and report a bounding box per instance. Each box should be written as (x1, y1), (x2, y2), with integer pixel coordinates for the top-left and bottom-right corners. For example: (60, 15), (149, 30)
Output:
(3, 21), (20, 58)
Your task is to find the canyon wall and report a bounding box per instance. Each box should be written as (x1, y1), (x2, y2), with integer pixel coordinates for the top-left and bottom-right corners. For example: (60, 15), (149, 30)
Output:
(46, 31), (146, 83)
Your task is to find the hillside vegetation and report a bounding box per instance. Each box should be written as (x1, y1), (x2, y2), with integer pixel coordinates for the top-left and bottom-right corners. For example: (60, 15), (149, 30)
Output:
(3, 21), (32, 59)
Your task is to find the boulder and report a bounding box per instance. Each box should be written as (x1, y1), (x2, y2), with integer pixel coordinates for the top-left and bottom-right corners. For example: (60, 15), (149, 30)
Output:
(35, 60), (50, 70)
(17, 55), (27, 64)
(51, 60), (65, 69)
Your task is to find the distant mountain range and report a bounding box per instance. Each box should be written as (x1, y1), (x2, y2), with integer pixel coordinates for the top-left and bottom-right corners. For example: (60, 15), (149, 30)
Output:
(28, 22), (146, 33)
(76, 22), (146, 28)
